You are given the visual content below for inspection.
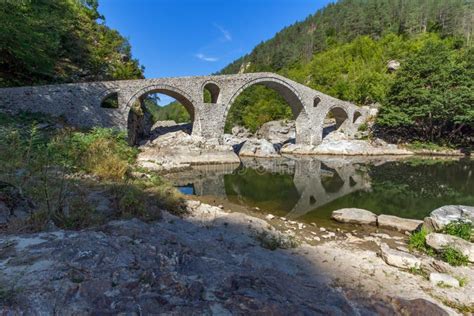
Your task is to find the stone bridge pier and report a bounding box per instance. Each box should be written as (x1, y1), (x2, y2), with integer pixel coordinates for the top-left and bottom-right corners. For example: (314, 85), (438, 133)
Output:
(0, 72), (368, 146)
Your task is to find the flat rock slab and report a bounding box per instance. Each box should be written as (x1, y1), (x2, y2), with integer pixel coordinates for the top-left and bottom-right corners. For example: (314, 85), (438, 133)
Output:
(426, 233), (474, 262)
(377, 214), (422, 232)
(429, 273), (460, 288)
(424, 205), (474, 231)
(380, 243), (421, 269)
(331, 208), (377, 225)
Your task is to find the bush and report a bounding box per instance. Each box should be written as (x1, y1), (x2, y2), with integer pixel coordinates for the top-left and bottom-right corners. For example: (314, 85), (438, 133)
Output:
(50, 128), (138, 180)
(408, 228), (433, 254)
(443, 221), (473, 241)
(441, 247), (469, 266)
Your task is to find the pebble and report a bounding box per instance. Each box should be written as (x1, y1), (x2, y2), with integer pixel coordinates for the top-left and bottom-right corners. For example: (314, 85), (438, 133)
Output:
(320, 227), (326, 232)
(265, 214), (275, 220)
(313, 237), (321, 242)
(280, 217), (287, 221)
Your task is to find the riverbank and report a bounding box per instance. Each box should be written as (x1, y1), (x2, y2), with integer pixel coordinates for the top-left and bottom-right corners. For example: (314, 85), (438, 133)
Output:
(136, 120), (468, 173)
(1, 200), (472, 314)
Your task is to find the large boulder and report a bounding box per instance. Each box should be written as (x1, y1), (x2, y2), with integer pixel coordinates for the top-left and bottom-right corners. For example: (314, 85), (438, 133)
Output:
(231, 125), (251, 138)
(238, 139), (280, 158)
(424, 205), (474, 231)
(137, 131), (240, 172)
(425, 233), (474, 262)
(429, 273), (460, 288)
(380, 243), (421, 269)
(256, 120), (295, 144)
(377, 215), (422, 232)
(331, 208), (377, 225)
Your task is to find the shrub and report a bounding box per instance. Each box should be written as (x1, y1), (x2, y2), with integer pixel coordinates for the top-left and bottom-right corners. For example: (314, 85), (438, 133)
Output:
(443, 221), (473, 241)
(358, 123), (368, 132)
(408, 228), (433, 255)
(441, 247), (469, 266)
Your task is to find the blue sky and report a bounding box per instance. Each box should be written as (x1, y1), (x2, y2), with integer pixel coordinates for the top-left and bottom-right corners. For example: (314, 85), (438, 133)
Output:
(99, 0), (332, 104)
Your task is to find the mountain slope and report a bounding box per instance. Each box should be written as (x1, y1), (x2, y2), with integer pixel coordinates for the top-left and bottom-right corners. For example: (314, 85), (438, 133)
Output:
(221, 0), (473, 75)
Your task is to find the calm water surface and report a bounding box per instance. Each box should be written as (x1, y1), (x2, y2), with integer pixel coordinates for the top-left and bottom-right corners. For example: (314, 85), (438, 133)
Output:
(166, 157), (473, 223)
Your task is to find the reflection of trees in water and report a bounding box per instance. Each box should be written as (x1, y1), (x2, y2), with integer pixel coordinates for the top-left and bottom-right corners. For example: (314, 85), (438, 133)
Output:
(366, 159), (474, 218)
(224, 168), (300, 214)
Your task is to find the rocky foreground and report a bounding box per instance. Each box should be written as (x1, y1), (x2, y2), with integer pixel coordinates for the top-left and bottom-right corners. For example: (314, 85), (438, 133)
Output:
(1, 201), (473, 314)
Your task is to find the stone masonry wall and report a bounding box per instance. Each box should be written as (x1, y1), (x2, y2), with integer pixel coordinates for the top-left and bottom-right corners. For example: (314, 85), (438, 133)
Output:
(0, 73), (368, 146)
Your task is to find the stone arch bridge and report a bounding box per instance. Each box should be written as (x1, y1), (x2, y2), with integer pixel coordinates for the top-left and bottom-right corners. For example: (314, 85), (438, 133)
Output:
(0, 73), (367, 146)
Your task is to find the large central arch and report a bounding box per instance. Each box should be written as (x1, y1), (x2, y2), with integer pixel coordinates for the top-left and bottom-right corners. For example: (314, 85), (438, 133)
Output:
(223, 76), (310, 143)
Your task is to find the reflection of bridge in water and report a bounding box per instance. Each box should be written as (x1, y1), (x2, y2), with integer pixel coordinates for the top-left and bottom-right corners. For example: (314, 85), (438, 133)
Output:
(166, 157), (372, 219)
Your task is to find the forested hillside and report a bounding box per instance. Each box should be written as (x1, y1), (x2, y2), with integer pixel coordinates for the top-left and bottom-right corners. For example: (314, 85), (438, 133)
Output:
(220, 0), (473, 146)
(0, 0), (143, 87)
(221, 0), (472, 74)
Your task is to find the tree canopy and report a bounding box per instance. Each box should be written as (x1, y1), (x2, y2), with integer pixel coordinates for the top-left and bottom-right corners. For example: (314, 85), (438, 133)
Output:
(0, 0), (144, 87)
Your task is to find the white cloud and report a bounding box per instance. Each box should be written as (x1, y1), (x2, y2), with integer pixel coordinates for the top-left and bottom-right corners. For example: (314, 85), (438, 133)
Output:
(213, 23), (232, 42)
(195, 53), (219, 62)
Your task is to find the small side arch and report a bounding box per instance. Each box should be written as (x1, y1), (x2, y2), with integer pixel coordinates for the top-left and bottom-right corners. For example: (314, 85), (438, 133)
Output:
(202, 81), (220, 103)
(353, 111), (362, 123)
(100, 89), (120, 109)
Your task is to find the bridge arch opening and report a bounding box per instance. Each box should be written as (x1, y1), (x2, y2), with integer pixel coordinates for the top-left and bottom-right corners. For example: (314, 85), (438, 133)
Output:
(101, 92), (119, 108)
(125, 86), (195, 145)
(322, 106), (349, 139)
(224, 78), (306, 144)
(203, 82), (220, 103)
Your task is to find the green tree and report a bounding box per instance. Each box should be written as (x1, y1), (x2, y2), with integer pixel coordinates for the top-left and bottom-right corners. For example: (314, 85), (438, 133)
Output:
(0, 0), (143, 87)
(376, 40), (473, 145)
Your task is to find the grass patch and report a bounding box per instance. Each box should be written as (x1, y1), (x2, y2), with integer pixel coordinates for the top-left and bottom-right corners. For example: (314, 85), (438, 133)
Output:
(357, 123), (368, 132)
(441, 247), (469, 266)
(408, 266), (429, 280)
(254, 231), (299, 250)
(408, 228), (434, 255)
(455, 276), (468, 287)
(405, 141), (454, 151)
(443, 221), (473, 241)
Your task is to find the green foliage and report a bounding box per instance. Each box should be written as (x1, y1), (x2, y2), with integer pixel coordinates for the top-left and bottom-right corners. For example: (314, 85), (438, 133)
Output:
(225, 85), (292, 133)
(0, 0), (143, 87)
(50, 128), (138, 180)
(405, 141), (454, 151)
(154, 101), (191, 123)
(221, 0), (473, 75)
(408, 266), (429, 280)
(441, 247), (469, 266)
(376, 39), (473, 145)
(0, 111), (185, 232)
(408, 228), (433, 255)
(443, 221), (473, 241)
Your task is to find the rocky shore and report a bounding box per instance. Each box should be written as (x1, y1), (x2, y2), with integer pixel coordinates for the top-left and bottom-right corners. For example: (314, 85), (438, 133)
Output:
(1, 200), (472, 314)
(137, 120), (423, 172)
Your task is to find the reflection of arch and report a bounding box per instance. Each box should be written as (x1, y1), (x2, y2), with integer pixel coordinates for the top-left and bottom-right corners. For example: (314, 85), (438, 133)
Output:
(320, 164), (344, 193)
(126, 84), (196, 120)
(226, 77), (305, 119)
(202, 81), (220, 103)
